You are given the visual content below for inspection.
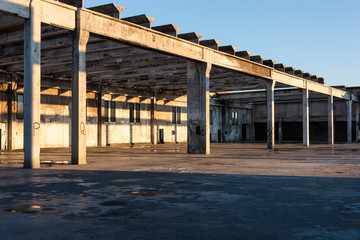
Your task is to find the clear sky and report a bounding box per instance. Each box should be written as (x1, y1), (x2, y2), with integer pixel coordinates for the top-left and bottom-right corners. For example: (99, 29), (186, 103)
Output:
(85, 0), (360, 87)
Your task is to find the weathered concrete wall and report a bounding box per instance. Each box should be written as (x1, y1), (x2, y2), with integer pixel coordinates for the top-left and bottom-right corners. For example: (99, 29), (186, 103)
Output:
(2, 81), (359, 149)
(210, 99), (254, 143)
(210, 102), (222, 143)
(12, 88), (73, 149)
(100, 95), (152, 145)
(7, 86), (188, 150)
(86, 92), (98, 147)
(0, 84), (8, 150)
(254, 100), (356, 123)
(155, 97), (187, 144)
(253, 100), (358, 142)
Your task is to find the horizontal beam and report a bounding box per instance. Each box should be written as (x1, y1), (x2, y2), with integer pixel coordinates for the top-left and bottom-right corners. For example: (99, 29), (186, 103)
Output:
(272, 71), (358, 102)
(40, 0), (76, 30)
(81, 9), (273, 78)
(0, 0), (76, 29)
(0, 0), (29, 18)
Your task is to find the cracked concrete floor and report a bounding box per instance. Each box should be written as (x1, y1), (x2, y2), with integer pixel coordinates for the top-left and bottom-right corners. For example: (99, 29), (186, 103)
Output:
(0, 143), (360, 239)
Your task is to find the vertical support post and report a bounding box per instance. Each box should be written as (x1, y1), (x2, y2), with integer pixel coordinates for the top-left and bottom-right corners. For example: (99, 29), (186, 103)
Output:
(187, 60), (211, 154)
(97, 87), (104, 147)
(151, 95), (157, 145)
(24, 0), (41, 168)
(278, 119), (282, 144)
(328, 91), (334, 145)
(71, 10), (89, 164)
(7, 78), (14, 151)
(328, 93), (334, 145)
(356, 103), (360, 142)
(266, 80), (275, 149)
(303, 82), (310, 147)
(347, 99), (353, 144)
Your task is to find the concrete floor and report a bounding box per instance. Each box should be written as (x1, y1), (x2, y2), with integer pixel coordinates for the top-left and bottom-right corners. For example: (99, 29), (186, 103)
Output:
(1, 143), (360, 239)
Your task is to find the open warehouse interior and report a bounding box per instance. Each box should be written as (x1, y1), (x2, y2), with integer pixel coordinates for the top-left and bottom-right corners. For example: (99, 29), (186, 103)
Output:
(0, 0), (359, 169)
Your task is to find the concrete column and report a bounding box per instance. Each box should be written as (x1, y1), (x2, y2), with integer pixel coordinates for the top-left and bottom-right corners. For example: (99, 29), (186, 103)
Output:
(302, 85), (310, 147)
(347, 99), (353, 144)
(6, 79), (14, 151)
(151, 96), (157, 145)
(97, 87), (105, 147)
(266, 80), (275, 149)
(328, 94), (334, 145)
(187, 60), (211, 154)
(71, 11), (89, 165)
(24, 0), (41, 169)
(356, 103), (360, 142)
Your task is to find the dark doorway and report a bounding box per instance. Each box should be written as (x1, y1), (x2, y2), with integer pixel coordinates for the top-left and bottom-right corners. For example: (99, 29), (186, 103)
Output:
(242, 124), (247, 141)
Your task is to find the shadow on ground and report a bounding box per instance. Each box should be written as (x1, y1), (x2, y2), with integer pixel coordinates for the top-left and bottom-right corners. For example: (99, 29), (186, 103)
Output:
(0, 168), (359, 240)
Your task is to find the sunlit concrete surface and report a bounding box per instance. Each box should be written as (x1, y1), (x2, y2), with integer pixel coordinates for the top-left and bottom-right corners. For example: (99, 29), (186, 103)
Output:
(1, 143), (360, 239)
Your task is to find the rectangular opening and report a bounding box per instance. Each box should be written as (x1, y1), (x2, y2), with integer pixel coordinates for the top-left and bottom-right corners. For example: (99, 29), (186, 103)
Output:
(232, 111), (238, 126)
(129, 103), (134, 123)
(242, 124), (247, 141)
(104, 101), (109, 122)
(110, 101), (116, 122)
(136, 103), (140, 123)
(16, 94), (24, 119)
(177, 107), (181, 124)
(196, 126), (200, 135)
(172, 107), (176, 124)
(210, 110), (213, 125)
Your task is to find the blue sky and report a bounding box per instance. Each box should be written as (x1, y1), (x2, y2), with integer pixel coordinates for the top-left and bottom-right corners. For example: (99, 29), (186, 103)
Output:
(85, 0), (360, 87)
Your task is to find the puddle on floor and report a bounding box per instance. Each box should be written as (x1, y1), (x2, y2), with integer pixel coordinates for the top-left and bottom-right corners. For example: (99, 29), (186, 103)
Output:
(100, 200), (127, 207)
(78, 182), (99, 187)
(41, 160), (71, 166)
(4, 204), (46, 214)
(125, 189), (172, 196)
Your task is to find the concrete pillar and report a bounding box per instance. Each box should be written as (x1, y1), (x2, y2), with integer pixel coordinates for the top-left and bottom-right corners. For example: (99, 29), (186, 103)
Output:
(187, 60), (211, 154)
(71, 11), (89, 165)
(266, 80), (275, 149)
(23, 0), (41, 169)
(97, 87), (105, 147)
(328, 94), (334, 145)
(6, 79), (14, 151)
(278, 119), (282, 144)
(151, 96), (157, 144)
(347, 99), (353, 144)
(302, 85), (310, 147)
(356, 103), (360, 142)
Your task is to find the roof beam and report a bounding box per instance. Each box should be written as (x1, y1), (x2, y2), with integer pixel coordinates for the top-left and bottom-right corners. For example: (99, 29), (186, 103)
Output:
(0, 1), (357, 102)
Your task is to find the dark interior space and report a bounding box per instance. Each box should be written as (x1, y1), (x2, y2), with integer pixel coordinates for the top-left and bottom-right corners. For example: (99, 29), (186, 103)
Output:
(309, 122), (327, 143)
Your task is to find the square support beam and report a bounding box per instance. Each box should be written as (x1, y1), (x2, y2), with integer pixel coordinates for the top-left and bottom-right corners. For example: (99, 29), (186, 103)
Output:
(187, 61), (211, 154)
(347, 100), (353, 144)
(328, 94), (334, 145)
(356, 103), (360, 142)
(151, 96), (157, 145)
(71, 11), (89, 165)
(24, 0), (41, 169)
(266, 80), (275, 149)
(303, 85), (310, 147)
(97, 87), (105, 147)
